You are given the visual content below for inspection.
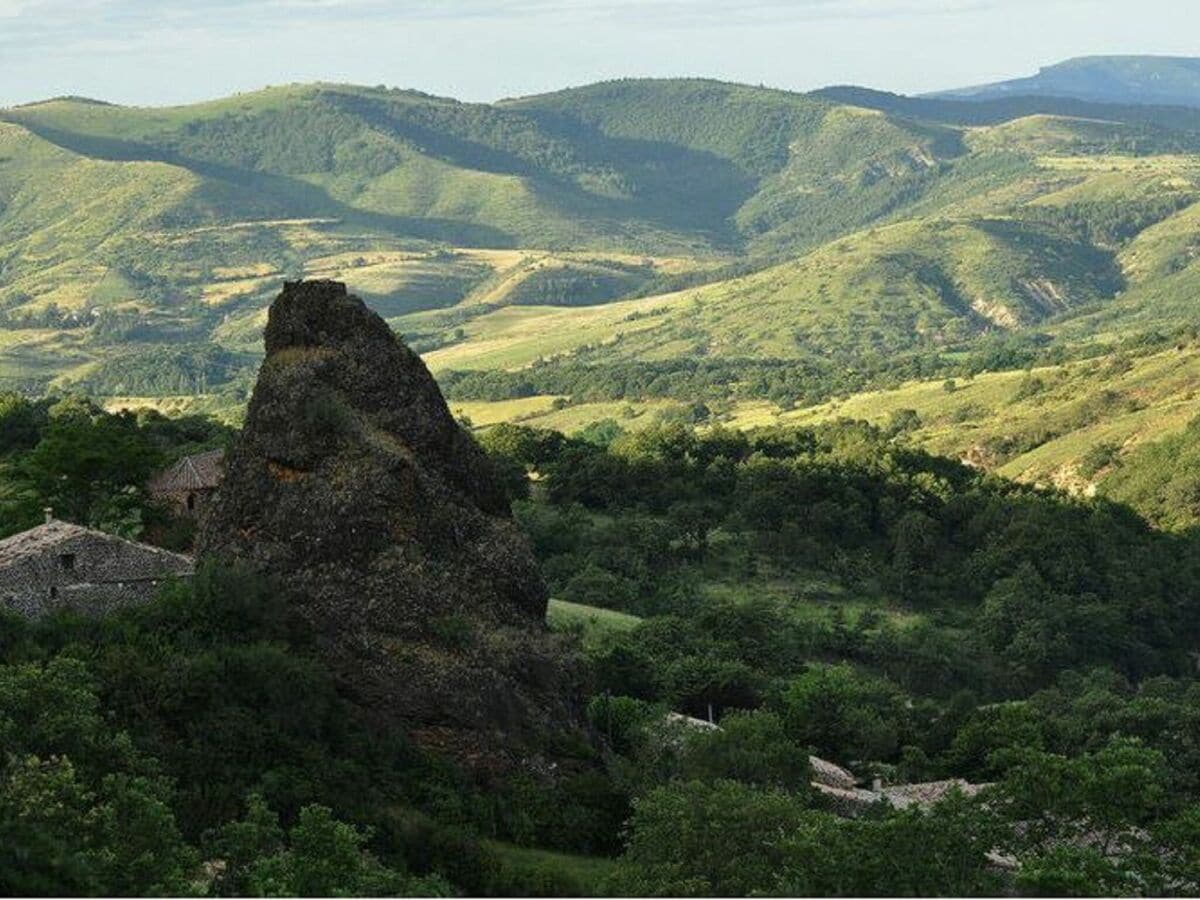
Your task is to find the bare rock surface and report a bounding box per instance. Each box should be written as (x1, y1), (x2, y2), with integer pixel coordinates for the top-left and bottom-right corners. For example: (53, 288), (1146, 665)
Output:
(198, 280), (582, 769)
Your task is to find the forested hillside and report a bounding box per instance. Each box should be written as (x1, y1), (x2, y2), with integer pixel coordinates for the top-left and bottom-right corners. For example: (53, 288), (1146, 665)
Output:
(6, 71), (1200, 522)
(7, 395), (1200, 895)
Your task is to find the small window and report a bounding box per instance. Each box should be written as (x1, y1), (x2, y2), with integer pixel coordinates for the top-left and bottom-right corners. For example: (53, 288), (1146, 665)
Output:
(49, 586), (58, 600)
(59, 553), (76, 571)
(186, 493), (196, 512)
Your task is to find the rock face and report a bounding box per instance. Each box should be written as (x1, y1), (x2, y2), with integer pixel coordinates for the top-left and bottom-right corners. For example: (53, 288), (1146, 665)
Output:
(198, 280), (580, 768)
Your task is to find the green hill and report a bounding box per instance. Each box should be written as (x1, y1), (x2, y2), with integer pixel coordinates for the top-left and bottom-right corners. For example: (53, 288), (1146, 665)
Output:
(5, 74), (1200, 452)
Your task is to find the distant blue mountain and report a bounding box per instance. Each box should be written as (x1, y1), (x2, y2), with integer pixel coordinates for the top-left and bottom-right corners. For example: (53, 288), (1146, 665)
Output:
(929, 56), (1200, 109)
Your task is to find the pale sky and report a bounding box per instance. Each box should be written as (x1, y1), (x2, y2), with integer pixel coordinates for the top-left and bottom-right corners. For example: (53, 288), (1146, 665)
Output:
(0, 0), (1197, 108)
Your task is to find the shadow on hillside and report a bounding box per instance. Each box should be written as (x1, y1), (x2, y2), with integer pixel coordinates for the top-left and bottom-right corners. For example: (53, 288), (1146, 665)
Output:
(1, 119), (517, 247)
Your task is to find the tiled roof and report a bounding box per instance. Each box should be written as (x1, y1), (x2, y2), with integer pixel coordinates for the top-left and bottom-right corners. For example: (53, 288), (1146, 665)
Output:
(665, 712), (720, 731)
(0, 519), (193, 571)
(810, 755), (858, 790)
(149, 448), (225, 494)
(881, 778), (985, 809)
(812, 782), (882, 813)
(0, 520), (92, 568)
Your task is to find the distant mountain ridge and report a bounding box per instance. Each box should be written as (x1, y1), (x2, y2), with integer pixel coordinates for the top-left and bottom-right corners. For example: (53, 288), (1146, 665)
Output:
(929, 55), (1200, 108)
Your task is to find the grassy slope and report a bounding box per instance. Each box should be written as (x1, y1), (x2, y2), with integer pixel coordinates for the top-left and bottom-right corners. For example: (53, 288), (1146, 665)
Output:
(5, 79), (1200, 490)
(417, 145), (1195, 374)
(482, 840), (619, 895)
(547, 599), (642, 648)
(459, 338), (1200, 509)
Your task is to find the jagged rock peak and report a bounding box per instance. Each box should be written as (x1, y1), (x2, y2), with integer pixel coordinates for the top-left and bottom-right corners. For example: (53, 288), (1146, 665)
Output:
(260, 279), (509, 518)
(198, 280), (580, 767)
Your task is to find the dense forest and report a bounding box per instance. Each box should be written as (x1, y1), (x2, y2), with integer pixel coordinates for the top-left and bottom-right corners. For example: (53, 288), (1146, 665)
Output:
(4, 394), (1200, 895)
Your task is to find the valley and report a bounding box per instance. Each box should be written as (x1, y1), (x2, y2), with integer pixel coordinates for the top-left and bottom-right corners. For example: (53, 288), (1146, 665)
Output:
(7, 75), (1199, 526)
(7, 47), (1200, 896)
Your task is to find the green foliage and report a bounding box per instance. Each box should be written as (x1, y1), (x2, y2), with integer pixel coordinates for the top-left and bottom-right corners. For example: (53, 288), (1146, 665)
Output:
(0, 658), (199, 895)
(1102, 412), (1200, 529)
(0, 396), (232, 541)
(5, 392), (1200, 893)
(779, 664), (911, 763)
(0, 392), (48, 453)
(993, 738), (1169, 852)
(504, 420), (1200, 710)
(2, 397), (162, 535)
(613, 780), (1001, 897)
(776, 794), (1003, 897)
(680, 709), (811, 791)
(240, 804), (426, 897)
(611, 779), (814, 896)
(74, 344), (254, 397)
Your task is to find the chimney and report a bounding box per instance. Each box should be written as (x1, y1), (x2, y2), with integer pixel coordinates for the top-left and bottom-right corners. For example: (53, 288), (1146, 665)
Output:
(43, 507), (53, 525)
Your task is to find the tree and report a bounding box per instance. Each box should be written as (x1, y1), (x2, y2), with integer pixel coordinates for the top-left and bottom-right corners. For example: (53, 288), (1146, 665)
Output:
(778, 793), (1001, 897)
(992, 737), (1169, 875)
(887, 407), (922, 436)
(244, 804), (433, 897)
(203, 793), (285, 897)
(681, 709), (812, 792)
(14, 406), (161, 534)
(0, 393), (45, 455)
(0, 659), (198, 896)
(778, 664), (910, 763)
(891, 509), (940, 602)
(667, 499), (719, 561)
(611, 780), (813, 896)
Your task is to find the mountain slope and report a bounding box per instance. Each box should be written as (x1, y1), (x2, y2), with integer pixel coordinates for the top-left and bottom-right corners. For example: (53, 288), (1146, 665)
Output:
(415, 142), (1200, 378)
(508, 80), (975, 254)
(4, 73), (1200, 410)
(1, 84), (730, 252)
(931, 56), (1200, 108)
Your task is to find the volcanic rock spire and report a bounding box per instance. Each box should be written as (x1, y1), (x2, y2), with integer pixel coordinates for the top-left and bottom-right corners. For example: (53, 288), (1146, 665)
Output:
(199, 280), (581, 766)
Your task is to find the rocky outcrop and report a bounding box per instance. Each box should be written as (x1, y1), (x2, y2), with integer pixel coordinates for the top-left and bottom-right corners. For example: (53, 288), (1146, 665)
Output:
(198, 280), (581, 770)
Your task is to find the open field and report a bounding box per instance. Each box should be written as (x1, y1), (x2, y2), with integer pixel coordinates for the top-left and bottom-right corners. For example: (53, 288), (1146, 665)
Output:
(547, 599), (642, 644)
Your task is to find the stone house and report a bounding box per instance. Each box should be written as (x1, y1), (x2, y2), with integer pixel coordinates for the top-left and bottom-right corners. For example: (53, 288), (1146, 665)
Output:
(0, 514), (194, 618)
(148, 448), (225, 516)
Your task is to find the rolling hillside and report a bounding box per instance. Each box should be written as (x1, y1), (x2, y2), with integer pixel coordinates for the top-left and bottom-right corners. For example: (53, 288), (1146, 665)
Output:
(6, 71), (1200, 515)
(0, 78), (1011, 392)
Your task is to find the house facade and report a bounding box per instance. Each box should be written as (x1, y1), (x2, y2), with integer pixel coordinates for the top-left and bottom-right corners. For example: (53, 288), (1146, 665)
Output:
(148, 448), (226, 516)
(0, 515), (194, 618)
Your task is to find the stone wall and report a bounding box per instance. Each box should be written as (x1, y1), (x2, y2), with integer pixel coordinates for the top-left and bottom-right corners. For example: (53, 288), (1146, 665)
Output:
(155, 486), (217, 519)
(0, 531), (193, 618)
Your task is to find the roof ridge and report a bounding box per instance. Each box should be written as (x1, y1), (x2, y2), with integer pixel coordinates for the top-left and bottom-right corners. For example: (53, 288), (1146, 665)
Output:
(0, 519), (193, 568)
